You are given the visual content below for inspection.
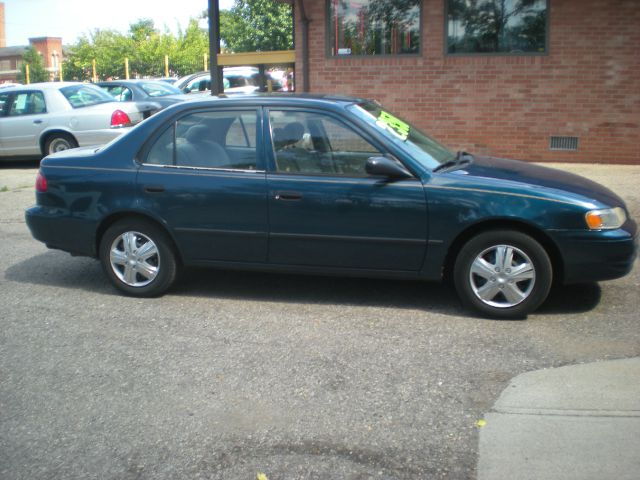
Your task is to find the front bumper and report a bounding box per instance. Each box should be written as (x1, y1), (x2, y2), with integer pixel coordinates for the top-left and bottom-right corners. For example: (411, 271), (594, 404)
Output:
(550, 220), (638, 284)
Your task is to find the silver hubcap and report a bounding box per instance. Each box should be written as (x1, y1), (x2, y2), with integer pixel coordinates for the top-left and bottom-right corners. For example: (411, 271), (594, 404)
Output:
(469, 244), (536, 308)
(49, 138), (71, 153)
(109, 231), (160, 287)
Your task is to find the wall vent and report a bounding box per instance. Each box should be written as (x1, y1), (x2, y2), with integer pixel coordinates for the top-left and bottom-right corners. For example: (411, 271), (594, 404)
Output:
(550, 136), (579, 151)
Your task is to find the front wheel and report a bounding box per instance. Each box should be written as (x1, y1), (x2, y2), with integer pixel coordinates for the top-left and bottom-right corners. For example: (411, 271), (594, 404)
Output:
(453, 230), (552, 319)
(99, 219), (178, 297)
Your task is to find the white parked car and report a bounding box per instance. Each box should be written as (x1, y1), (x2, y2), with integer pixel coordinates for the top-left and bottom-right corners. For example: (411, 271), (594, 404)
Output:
(0, 82), (147, 158)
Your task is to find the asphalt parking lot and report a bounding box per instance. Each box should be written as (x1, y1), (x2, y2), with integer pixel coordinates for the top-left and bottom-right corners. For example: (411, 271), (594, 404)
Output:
(1, 160), (639, 479)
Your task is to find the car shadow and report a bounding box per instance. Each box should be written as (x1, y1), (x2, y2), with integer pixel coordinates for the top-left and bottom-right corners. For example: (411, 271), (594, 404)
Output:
(6, 252), (603, 317)
(5, 252), (111, 294)
(6, 251), (460, 314)
(0, 156), (41, 168)
(537, 282), (602, 314)
(175, 266), (460, 313)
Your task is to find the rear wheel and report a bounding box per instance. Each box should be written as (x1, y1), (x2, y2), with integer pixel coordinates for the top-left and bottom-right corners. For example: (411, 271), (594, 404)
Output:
(453, 230), (552, 319)
(99, 219), (177, 297)
(44, 133), (78, 155)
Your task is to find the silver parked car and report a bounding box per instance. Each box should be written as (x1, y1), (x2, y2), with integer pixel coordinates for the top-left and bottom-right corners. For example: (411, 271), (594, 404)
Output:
(0, 82), (146, 158)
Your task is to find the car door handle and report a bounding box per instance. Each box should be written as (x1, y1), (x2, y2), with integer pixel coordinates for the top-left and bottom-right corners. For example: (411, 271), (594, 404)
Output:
(33, 119), (43, 124)
(274, 191), (302, 201)
(144, 185), (165, 193)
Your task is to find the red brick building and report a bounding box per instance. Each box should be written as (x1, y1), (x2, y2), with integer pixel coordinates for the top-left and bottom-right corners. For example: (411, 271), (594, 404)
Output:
(0, 36), (63, 84)
(288, 0), (639, 164)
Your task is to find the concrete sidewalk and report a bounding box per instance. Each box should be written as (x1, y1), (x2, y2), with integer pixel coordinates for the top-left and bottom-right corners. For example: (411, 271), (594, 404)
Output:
(478, 358), (640, 480)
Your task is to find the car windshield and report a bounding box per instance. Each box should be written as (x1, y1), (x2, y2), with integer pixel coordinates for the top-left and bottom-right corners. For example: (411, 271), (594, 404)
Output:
(348, 102), (455, 169)
(60, 85), (114, 109)
(140, 82), (181, 97)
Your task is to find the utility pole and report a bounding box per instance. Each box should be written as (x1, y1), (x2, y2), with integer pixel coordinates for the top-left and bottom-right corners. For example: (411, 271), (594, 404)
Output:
(208, 0), (223, 95)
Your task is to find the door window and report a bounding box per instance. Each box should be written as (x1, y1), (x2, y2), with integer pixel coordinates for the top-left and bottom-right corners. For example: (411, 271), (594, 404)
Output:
(0, 92), (10, 115)
(144, 110), (259, 170)
(269, 110), (381, 175)
(7, 91), (46, 116)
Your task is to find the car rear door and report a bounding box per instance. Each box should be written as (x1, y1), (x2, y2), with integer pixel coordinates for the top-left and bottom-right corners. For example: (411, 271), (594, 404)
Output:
(0, 90), (48, 156)
(136, 107), (268, 264)
(265, 108), (428, 272)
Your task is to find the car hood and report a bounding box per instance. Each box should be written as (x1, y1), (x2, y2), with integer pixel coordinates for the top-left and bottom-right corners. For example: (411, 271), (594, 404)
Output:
(449, 155), (626, 208)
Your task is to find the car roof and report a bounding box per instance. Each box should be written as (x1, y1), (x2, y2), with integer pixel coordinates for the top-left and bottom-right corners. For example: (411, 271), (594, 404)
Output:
(169, 93), (367, 110)
(97, 79), (170, 85)
(0, 82), (95, 92)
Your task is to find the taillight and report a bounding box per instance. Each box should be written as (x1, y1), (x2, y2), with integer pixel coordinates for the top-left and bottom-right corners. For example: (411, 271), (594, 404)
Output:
(35, 171), (48, 192)
(111, 109), (131, 128)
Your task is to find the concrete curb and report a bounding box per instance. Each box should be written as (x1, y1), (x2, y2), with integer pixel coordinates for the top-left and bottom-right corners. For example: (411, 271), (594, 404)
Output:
(478, 358), (640, 480)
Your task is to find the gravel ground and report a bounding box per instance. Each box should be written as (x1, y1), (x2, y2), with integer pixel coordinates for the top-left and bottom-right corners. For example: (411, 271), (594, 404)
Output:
(1, 160), (638, 480)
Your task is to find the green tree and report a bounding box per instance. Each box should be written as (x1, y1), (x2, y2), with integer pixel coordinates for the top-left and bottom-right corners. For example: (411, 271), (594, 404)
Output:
(17, 47), (49, 83)
(218, 0), (293, 52)
(62, 17), (209, 80)
(127, 19), (179, 77)
(172, 19), (210, 75)
(62, 29), (134, 80)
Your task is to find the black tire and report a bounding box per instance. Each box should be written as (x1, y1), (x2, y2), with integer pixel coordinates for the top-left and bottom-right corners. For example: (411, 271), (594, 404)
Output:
(453, 230), (552, 319)
(99, 219), (178, 297)
(44, 133), (78, 156)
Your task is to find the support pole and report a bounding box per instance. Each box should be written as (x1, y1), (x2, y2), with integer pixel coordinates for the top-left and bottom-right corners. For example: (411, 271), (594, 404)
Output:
(92, 59), (97, 82)
(296, 0), (310, 92)
(25, 64), (30, 84)
(125, 57), (129, 79)
(208, 0), (223, 95)
(164, 55), (169, 77)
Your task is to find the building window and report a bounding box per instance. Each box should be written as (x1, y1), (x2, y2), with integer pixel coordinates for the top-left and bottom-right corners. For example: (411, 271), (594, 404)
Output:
(447, 0), (548, 55)
(328, 0), (420, 56)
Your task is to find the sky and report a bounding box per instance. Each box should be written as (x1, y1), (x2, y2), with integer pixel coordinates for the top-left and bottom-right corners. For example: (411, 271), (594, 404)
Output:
(3, 0), (235, 46)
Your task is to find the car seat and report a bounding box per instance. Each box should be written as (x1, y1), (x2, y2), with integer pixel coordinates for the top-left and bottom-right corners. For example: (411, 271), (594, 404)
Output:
(177, 124), (231, 168)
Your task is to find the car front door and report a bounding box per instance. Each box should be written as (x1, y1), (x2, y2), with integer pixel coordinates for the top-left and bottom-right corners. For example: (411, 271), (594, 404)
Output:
(265, 108), (428, 272)
(136, 108), (268, 264)
(0, 90), (48, 156)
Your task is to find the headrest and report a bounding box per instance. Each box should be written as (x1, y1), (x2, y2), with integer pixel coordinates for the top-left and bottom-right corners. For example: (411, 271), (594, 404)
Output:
(185, 124), (209, 143)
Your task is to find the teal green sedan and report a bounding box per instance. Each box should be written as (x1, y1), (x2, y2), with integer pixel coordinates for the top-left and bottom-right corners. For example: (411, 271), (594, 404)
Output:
(25, 95), (637, 318)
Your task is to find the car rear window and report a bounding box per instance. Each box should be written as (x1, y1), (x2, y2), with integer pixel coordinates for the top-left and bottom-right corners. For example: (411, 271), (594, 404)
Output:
(60, 85), (114, 109)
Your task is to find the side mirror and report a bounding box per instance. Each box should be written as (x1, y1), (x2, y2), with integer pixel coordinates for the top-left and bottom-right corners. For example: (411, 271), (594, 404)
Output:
(365, 156), (412, 179)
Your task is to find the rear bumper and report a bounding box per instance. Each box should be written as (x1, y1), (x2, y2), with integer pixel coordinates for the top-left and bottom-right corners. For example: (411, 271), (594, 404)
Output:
(551, 221), (638, 284)
(25, 206), (97, 257)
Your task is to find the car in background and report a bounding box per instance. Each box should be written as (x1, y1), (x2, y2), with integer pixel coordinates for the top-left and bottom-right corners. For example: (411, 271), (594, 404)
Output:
(174, 67), (283, 95)
(25, 95), (637, 319)
(173, 71), (211, 94)
(97, 79), (186, 117)
(0, 82), (146, 158)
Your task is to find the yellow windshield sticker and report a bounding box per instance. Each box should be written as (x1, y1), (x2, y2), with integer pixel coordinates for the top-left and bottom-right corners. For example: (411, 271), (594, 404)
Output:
(377, 111), (410, 140)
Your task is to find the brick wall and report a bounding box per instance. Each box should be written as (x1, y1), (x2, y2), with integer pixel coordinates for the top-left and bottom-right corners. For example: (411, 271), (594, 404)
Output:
(29, 37), (63, 70)
(295, 0), (640, 164)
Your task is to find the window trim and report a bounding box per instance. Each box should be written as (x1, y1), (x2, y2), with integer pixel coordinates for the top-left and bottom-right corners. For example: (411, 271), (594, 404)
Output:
(443, 0), (551, 57)
(325, 0), (423, 59)
(137, 107), (265, 172)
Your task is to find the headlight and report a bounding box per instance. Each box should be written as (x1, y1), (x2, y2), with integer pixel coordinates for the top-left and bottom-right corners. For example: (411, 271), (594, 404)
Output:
(585, 207), (627, 230)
